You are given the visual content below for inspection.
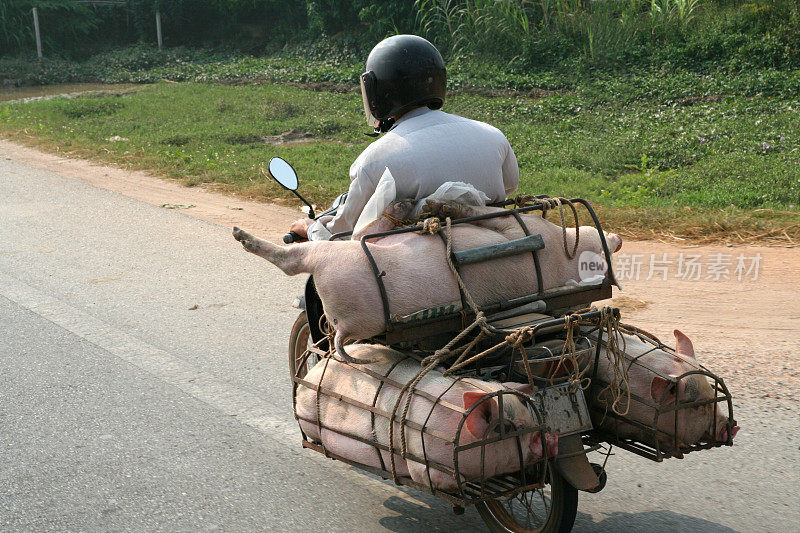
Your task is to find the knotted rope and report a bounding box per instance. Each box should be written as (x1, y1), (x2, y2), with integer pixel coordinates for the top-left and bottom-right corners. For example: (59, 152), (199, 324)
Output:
(506, 326), (537, 388)
(417, 216), (441, 235)
(513, 194), (539, 207)
(596, 307), (631, 416)
(554, 314), (593, 394)
(539, 197), (580, 260)
(388, 216), (498, 484)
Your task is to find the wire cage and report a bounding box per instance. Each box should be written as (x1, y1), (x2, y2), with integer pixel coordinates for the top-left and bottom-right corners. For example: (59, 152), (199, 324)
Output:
(291, 346), (555, 508)
(325, 196), (616, 348)
(585, 328), (736, 461)
(494, 320), (736, 462)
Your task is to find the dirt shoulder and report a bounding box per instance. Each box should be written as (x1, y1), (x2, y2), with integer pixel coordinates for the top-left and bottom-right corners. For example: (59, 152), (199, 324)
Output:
(2, 138), (797, 403)
(0, 139), (297, 238)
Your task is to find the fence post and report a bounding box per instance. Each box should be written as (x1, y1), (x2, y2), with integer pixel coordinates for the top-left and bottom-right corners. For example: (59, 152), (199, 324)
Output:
(156, 10), (163, 50)
(32, 7), (43, 59)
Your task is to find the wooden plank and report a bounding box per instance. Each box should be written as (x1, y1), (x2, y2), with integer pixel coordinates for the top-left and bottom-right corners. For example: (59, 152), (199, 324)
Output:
(453, 234), (545, 266)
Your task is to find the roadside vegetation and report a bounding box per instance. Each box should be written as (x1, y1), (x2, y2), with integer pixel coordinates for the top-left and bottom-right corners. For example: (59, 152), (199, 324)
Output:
(1, 0), (799, 243)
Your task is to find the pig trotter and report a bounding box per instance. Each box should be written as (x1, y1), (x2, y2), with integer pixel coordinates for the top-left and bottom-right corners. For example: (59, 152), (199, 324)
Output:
(334, 332), (376, 365)
(424, 199), (466, 219)
(232, 227), (258, 253)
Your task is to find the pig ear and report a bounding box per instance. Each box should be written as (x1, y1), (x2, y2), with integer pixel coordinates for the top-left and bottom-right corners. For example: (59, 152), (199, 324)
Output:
(503, 382), (534, 396)
(650, 376), (676, 403)
(673, 329), (695, 359)
(463, 392), (492, 439)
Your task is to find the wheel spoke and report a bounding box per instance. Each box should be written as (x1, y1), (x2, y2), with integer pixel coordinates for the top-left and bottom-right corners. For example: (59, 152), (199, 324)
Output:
(484, 465), (560, 532)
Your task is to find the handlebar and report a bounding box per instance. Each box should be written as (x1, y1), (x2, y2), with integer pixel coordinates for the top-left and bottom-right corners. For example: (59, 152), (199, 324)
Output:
(283, 232), (302, 244)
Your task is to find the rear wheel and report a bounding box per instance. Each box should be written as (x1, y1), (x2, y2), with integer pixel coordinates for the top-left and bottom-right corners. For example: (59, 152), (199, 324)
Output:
(476, 462), (578, 533)
(288, 311), (318, 379)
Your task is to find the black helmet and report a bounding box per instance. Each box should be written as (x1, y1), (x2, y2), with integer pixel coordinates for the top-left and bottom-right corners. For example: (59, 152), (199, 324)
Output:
(360, 35), (446, 134)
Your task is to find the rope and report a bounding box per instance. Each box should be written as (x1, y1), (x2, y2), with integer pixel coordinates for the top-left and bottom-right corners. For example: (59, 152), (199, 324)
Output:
(539, 197), (580, 260)
(619, 322), (662, 345)
(554, 315), (592, 394)
(387, 354), (440, 484)
(382, 212), (408, 227)
(513, 194), (538, 207)
(388, 216), (497, 484)
(595, 307), (631, 416)
(505, 326), (536, 388)
(417, 217), (441, 235)
(442, 217), (487, 320)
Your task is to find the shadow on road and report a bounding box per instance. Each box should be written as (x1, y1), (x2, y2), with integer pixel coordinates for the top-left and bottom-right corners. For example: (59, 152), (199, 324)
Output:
(574, 509), (740, 533)
(374, 489), (740, 532)
(377, 494), (485, 532)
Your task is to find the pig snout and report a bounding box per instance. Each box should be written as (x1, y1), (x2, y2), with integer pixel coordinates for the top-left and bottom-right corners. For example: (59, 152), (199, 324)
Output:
(716, 421), (740, 443)
(606, 232), (623, 253)
(547, 433), (559, 458)
(527, 432), (559, 459)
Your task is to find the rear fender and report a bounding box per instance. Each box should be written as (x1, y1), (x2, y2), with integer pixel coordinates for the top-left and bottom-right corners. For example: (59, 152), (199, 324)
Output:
(303, 276), (327, 344)
(555, 434), (600, 491)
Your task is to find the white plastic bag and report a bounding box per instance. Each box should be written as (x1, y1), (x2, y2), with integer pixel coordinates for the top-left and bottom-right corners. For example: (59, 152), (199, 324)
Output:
(353, 167), (396, 236)
(307, 215), (333, 241)
(410, 181), (490, 219)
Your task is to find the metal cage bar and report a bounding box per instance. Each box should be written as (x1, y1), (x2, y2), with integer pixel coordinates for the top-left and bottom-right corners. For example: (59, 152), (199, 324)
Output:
(293, 354), (555, 507)
(584, 331), (736, 462)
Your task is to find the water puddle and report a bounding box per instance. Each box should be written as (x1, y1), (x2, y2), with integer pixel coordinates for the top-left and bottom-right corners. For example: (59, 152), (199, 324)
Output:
(0, 83), (143, 103)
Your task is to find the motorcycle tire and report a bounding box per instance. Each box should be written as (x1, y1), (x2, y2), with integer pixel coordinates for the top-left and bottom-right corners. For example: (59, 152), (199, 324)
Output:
(288, 311), (316, 380)
(475, 461), (578, 533)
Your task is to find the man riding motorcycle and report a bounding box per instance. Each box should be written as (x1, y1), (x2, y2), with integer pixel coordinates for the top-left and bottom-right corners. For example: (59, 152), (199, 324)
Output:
(287, 34), (519, 241)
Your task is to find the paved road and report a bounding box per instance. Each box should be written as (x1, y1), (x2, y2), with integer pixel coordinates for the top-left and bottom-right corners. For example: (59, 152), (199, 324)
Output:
(1, 157), (797, 532)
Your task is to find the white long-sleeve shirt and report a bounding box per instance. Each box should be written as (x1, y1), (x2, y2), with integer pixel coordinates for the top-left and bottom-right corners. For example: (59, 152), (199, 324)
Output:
(322, 107), (519, 236)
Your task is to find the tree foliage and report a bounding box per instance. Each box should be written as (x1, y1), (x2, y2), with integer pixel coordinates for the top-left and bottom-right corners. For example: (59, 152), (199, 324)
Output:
(1, 0), (798, 71)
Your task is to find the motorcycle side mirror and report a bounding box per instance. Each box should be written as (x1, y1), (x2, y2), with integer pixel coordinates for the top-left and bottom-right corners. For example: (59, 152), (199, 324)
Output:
(268, 157), (299, 190)
(268, 156), (315, 218)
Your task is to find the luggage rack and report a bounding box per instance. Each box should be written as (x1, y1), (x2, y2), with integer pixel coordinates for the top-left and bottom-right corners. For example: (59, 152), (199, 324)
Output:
(329, 196), (616, 346)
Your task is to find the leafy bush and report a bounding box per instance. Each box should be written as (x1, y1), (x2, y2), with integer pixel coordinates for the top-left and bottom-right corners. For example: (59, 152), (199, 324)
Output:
(1, 0), (96, 55)
(2, 0), (799, 73)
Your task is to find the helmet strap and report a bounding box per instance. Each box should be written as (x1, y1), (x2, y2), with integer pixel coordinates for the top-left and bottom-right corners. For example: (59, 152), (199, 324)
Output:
(374, 117), (395, 134)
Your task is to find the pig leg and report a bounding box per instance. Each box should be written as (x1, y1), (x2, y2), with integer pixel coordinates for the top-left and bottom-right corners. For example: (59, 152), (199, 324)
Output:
(353, 199), (417, 241)
(233, 227), (316, 276)
(423, 201), (526, 237)
(334, 330), (376, 365)
(406, 460), (458, 491)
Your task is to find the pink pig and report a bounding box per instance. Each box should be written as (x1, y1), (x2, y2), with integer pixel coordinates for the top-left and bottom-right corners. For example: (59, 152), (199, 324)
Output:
(233, 201), (621, 363)
(422, 199), (623, 267)
(592, 329), (739, 450)
(294, 344), (558, 491)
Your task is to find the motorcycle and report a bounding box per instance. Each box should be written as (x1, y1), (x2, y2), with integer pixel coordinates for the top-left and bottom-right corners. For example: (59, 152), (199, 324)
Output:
(264, 157), (735, 533)
(268, 157), (606, 532)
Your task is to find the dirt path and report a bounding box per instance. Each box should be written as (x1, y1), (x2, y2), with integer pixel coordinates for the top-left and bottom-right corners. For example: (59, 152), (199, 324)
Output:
(2, 138), (797, 404)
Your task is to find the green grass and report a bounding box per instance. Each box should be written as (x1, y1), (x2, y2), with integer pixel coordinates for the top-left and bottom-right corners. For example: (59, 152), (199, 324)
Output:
(4, 45), (800, 105)
(1, 81), (799, 243)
